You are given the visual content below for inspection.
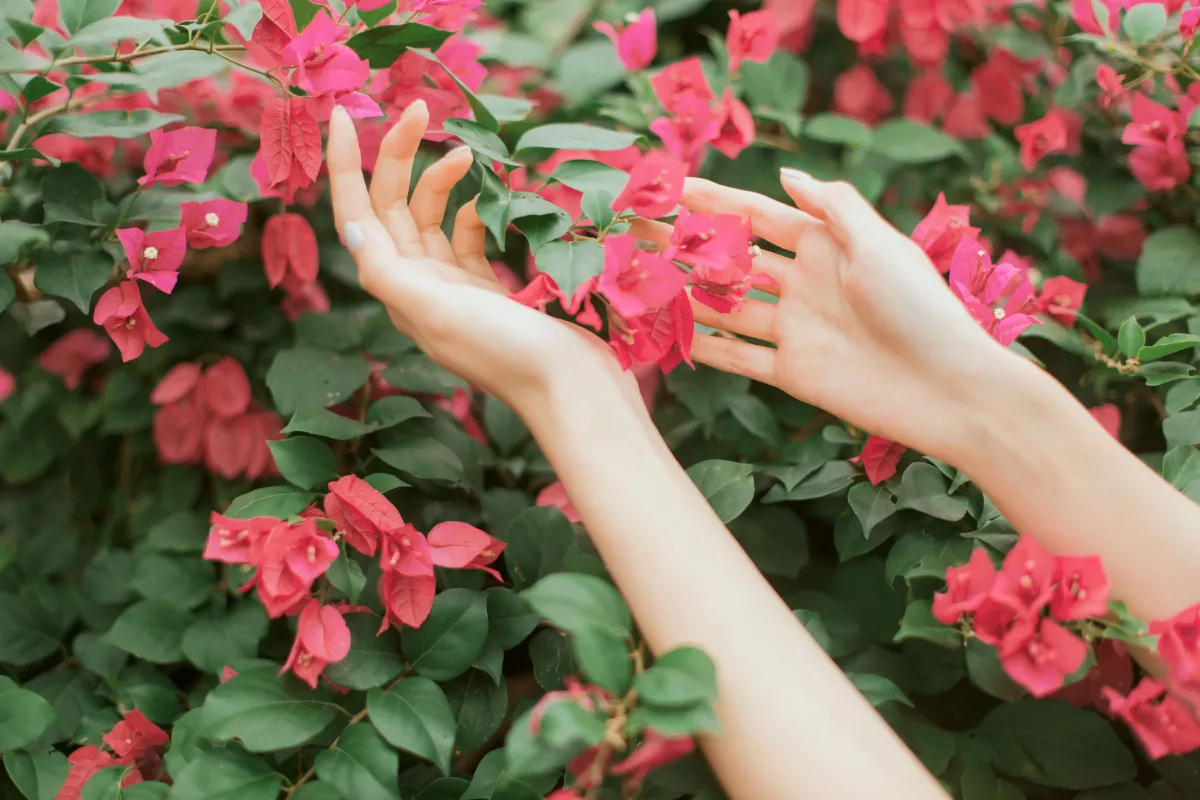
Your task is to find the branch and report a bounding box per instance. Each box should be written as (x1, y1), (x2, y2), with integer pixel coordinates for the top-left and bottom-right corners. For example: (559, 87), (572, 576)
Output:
(0, 42), (245, 75)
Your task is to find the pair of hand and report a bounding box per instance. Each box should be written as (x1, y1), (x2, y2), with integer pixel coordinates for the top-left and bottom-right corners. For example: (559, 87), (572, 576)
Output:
(326, 103), (1004, 455)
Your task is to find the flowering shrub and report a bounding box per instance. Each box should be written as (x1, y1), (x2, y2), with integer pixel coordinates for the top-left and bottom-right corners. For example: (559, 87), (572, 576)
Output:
(4, 0), (1200, 796)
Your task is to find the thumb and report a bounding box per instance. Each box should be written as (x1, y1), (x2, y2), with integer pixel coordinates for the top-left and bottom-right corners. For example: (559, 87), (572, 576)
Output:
(778, 168), (886, 246)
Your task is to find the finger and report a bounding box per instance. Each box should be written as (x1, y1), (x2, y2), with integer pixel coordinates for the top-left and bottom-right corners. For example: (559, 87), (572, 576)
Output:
(327, 107), (403, 298)
(627, 218), (788, 295)
(779, 169), (891, 247)
(689, 333), (778, 386)
(410, 145), (475, 263)
(681, 177), (820, 251)
(690, 296), (777, 342)
(370, 100), (430, 258)
(451, 197), (497, 284)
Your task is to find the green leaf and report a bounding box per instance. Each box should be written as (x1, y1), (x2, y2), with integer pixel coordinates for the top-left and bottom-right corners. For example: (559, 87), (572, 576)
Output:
(502, 506), (576, 591)
(1141, 361), (1196, 386)
(9, 18), (46, 47)
(442, 117), (516, 166)
(532, 239), (604, 302)
(847, 482), (898, 537)
(315, 723), (400, 800)
(268, 436), (339, 491)
(966, 639), (1026, 702)
(21, 75), (60, 105)
(1137, 227), (1200, 297)
(727, 394), (782, 443)
(548, 159), (629, 195)
(893, 463), (969, 521)
(131, 50), (229, 96)
(267, 348), (374, 415)
(763, 461), (858, 502)
(42, 109), (184, 139)
(634, 646), (716, 709)
(284, 407), (378, 440)
(410, 47), (498, 130)
(804, 113), (873, 148)
(58, 0), (120, 34)
(847, 672), (913, 707)
(168, 748), (283, 800)
(130, 553), (214, 610)
(324, 613), (405, 691)
(515, 123), (641, 154)
(199, 666), (340, 752)
(4, 749), (69, 800)
(1123, 2), (1167, 44)
(180, 604), (269, 675)
(402, 589), (489, 681)
(224, 485), (314, 519)
(686, 459), (755, 523)
(740, 52), (808, 120)
(368, 676), (456, 774)
(373, 437), (464, 484)
(346, 23), (454, 68)
(478, 93), (533, 123)
(379, 353), (468, 397)
(327, 550), (367, 604)
(32, 250), (113, 313)
(0, 676), (57, 752)
(1138, 332), (1200, 361)
(894, 599), (961, 648)
(446, 669), (508, 752)
(68, 17), (174, 48)
(884, 532), (975, 588)
(871, 120), (964, 164)
(1117, 316), (1145, 358)
(506, 193), (572, 251)
(0, 220), (48, 267)
(626, 701), (719, 738)
(973, 699), (1136, 788)
(521, 573), (631, 639)
(0, 147), (58, 165)
(365, 396), (430, 429)
(102, 600), (191, 663)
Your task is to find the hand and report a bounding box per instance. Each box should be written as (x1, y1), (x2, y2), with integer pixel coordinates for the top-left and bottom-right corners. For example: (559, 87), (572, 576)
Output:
(633, 170), (1006, 459)
(326, 102), (640, 417)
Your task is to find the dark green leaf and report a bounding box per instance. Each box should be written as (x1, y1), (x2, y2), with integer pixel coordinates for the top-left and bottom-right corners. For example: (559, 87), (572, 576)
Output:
(521, 572), (631, 639)
(180, 604), (269, 675)
(442, 117), (516, 166)
(515, 123), (641, 154)
(846, 673), (913, 707)
(0, 676), (57, 752)
(327, 550), (367, 604)
(1117, 316), (1145, 358)
(42, 109), (184, 139)
(402, 589), (489, 681)
(1137, 227), (1200, 297)
(365, 396), (430, 429)
(502, 506), (576, 591)
(283, 407), (377, 440)
(268, 436), (339, 491)
(374, 438), (464, 484)
(634, 646), (716, 709)
(847, 482), (898, 537)
(893, 463), (969, 521)
(168, 748), (283, 800)
(268, 348), (374, 415)
(102, 600), (191, 663)
(346, 23), (454, 68)
(32, 250), (113, 313)
(872, 120), (964, 164)
(894, 599), (961, 648)
(4, 749), (69, 800)
(314, 723), (400, 800)
(532, 239), (603, 302)
(368, 676), (456, 774)
(58, 0), (120, 34)
(130, 553), (214, 610)
(224, 485), (314, 519)
(198, 666), (340, 752)
(686, 459), (755, 523)
(323, 613), (405, 690)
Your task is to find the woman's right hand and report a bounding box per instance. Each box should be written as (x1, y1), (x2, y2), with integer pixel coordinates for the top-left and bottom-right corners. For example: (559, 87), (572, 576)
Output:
(634, 171), (1011, 460)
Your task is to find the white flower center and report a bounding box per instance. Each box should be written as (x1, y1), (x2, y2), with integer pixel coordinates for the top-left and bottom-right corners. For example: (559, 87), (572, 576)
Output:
(205, 212), (220, 226)
(993, 308), (1006, 320)
(624, 11), (640, 23)
(142, 246), (158, 260)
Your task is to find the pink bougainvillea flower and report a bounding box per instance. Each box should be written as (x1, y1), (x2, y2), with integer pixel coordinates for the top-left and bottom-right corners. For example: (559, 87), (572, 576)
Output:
(609, 289), (694, 373)
(1070, 0), (1119, 35)
(180, 199), (249, 249)
(910, 193), (980, 274)
(38, 329), (111, 389)
(57, 745), (117, 800)
(711, 88), (756, 160)
(93, 280), (168, 362)
(203, 513), (275, 565)
(1095, 213), (1147, 260)
(281, 599), (352, 689)
(245, 410), (284, 481)
(246, 519), (339, 617)
(536, 480), (582, 523)
(1123, 93), (1184, 149)
(284, 11), (370, 97)
(117, 226), (186, 294)
(726, 9), (779, 72)
(991, 535), (1057, 616)
(248, 0), (298, 65)
(650, 57), (714, 113)
(259, 97), (323, 194)
(858, 435), (907, 484)
(1050, 555), (1109, 621)
(281, 279), (332, 321)
(941, 92), (991, 139)
(899, 17), (949, 69)
(1033, 275), (1087, 325)
(610, 729), (696, 787)
(611, 150), (687, 218)
(201, 357), (252, 419)
(1089, 404), (1121, 439)
(139, 126), (216, 186)
(1149, 603), (1200, 682)
(598, 234), (687, 319)
(999, 616), (1089, 697)
(379, 570), (437, 631)
(435, 388), (487, 443)
(154, 401), (207, 464)
(971, 52), (1027, 126)
(0, 367), (13, 403)
(1015, 108), (1076, 171)
(102, 710), (168, 762)
(427, 521), (507, 581)
(594, 9), (657, 71)
(1128, 141), (1191, 191)
(152, 363), (202, 405)
(932, 547), (997, 624)
(949, 238), (1041, 346)
(380, 523), (434, 578)
(1183, 5), (1200, 38)
(832, 64), (893, 126)
(1105, 679), (1200, 759)
(904, 72), (954, 124)
(1096, 65), (1125, 110)
(204, 414), (255, 480)
(324, 474), (406, 557)
(837, 0), (889, 43)
(1055, 639), (1134, 716)
(263, 212), (319, 288)
(650, 94), (722, 166)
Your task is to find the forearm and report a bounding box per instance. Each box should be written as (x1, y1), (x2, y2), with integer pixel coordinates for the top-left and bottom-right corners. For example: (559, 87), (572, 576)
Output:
(523, 371), (946, 800)
(946, 349), (1200, 621)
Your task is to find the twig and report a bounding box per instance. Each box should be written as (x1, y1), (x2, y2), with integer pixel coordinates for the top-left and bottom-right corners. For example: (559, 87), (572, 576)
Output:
(0, 42), (245, 75)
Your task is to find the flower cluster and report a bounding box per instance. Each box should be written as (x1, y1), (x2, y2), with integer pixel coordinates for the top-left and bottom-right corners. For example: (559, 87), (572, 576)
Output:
(56, 711), (168, 800)
(934, 536), (1109, 697)
(150, 357), (282, 480)
(203, 473), (505, 687)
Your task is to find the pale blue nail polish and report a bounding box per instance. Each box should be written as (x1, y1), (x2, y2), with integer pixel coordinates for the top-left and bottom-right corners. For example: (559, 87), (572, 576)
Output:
(343, 221), (366, 249)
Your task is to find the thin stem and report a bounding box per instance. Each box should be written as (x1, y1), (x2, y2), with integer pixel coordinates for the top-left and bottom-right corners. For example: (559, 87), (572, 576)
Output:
(0, 42), (245, 75)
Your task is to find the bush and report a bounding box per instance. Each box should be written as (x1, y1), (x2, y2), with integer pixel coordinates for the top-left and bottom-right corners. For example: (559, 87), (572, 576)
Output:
(2, 0), (1200, 797)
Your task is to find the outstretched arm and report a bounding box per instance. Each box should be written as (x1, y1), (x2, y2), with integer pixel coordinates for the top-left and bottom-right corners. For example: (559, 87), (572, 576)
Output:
(674, 170), (1200, 624)
(326, 106), (947, 800)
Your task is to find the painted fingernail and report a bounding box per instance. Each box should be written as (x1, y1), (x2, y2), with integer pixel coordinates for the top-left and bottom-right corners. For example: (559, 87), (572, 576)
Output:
(780, 167), (816, 186)
(343, 221), (366, 250)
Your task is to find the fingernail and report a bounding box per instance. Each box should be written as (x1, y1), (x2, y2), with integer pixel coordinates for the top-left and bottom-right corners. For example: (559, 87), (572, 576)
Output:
(780, 167), (816, 185)
(452, 145), (472, 157)
(405, 99), (427, 118)
(343, 221), (366, 250)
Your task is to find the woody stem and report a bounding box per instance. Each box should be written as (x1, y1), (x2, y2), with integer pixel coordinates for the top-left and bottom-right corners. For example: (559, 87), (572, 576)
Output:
(0, 42), (245, 74)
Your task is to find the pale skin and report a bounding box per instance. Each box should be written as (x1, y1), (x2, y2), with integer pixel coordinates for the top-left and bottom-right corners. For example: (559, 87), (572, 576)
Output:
(326, 101), (1200, 799)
